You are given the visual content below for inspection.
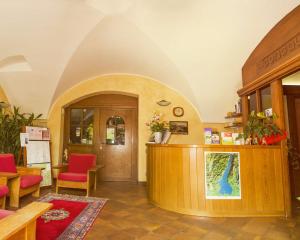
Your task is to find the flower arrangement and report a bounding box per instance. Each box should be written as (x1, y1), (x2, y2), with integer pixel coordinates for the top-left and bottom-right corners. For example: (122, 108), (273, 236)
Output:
(146, 112), (169, 133)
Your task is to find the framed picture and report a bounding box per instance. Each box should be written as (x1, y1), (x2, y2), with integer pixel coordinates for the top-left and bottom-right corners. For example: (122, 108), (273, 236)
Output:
(204, 151), (241, 199)
(169, 121), (188, 135)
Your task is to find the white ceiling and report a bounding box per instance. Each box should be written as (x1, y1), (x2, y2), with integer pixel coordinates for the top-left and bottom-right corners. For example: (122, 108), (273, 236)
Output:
(282, 70), (300, 85)
(0, 0), (299, 122)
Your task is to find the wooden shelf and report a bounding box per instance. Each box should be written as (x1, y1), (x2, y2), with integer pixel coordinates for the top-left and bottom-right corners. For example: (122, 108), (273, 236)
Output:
(224, 123), (243, 129)
(225, 113), (242, 119)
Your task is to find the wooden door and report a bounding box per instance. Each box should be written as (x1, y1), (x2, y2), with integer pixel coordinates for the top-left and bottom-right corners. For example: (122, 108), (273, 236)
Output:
(63, 94), (138, 182)
(98, 108), (137, 182)
(290, 98), (300, 197)
(285, 86), (300, 200)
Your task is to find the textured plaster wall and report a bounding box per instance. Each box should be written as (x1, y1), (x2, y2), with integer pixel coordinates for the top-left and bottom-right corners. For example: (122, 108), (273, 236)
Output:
(48, 74), (218, 181)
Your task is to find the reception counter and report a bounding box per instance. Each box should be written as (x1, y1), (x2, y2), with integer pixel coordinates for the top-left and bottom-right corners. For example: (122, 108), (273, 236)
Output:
(146, 144), (290, 217)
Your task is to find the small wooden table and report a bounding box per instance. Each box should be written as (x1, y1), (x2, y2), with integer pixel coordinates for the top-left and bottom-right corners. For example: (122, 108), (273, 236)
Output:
(0, 172), (20, 208)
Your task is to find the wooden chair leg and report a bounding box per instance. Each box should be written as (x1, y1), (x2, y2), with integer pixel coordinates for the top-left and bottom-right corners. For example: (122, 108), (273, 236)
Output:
(10, 194), (20, 208)
(0, 197), (6, 209)
(32, 187), (40, 198)
(9, 177), (20, 208)
(86, 183), (90, 197)
(56, 185), (59, 194)
(94, 173), (97, 191)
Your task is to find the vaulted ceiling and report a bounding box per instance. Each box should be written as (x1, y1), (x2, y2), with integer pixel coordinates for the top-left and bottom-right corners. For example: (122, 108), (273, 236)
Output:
(0, 0), (299, 122)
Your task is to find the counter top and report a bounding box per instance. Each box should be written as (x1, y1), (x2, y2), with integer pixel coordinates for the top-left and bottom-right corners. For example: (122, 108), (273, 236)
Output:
(146, 143), (281, 149)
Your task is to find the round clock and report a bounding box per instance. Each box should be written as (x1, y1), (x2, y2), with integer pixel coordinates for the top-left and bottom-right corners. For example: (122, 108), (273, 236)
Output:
(173, 107), (184, 117)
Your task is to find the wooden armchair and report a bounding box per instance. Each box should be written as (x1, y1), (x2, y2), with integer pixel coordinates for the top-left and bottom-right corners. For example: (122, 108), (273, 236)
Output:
(0, 201), (52, 240)
(0, 177), (9, 209)
(56, 153), (102, 196)
(0, 154), (43, 208)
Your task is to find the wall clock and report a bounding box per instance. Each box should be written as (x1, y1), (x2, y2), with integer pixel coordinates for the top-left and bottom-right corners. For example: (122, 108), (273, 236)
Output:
(173, 107), (184, 117)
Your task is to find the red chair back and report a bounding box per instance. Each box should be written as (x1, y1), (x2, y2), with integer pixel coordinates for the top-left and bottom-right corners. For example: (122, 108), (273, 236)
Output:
(67, 153), (96, 174)
(0, 154), (17, 173)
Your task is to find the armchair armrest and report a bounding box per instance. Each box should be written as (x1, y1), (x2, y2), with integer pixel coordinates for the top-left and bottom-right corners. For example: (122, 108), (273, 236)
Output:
(88, 165), (105, 173)
(0, 177), (7, 186)
(52, 164), (68, 173)
(0, 202), (52, 240)
(17, 167), (42, 176)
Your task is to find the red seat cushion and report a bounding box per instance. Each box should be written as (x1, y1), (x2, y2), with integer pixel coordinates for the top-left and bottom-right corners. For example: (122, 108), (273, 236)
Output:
(0, 154), (17, 173)
(20, 175), (43, 189)
(0, 210), (13, 220)
(67, 154), (96, 174)
(58, 172), (87, 182)
(0, 185), (9, 197)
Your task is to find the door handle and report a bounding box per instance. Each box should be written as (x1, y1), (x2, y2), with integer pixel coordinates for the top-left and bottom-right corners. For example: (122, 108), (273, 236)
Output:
(100, 142), (106, 150)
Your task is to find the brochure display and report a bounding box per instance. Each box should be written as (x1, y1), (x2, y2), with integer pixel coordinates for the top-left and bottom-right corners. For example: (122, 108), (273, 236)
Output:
(21, 126), (52, 187)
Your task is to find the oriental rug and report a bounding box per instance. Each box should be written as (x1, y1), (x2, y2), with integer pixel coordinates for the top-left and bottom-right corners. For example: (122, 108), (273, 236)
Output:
(36, 193), (107, 240)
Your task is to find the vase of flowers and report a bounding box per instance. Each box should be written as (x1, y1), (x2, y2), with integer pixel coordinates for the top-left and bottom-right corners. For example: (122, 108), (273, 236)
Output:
(154, 132), (163, 143)
(146, 112), (169, 143)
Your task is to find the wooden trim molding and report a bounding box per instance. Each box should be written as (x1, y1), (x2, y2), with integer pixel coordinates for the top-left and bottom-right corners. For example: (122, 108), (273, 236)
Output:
(240, 5), (300, 91)
(238, 55), (300, 96)
(283, 85), (300, 95)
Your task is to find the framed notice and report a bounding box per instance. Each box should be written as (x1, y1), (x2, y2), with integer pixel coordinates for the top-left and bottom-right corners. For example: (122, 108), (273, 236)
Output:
(205, 152), (241, 199)
(169, 121), (188, 135)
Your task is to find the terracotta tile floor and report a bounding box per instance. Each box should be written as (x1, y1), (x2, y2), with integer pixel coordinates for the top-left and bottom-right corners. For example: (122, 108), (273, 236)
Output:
(21, 182), (300, 239)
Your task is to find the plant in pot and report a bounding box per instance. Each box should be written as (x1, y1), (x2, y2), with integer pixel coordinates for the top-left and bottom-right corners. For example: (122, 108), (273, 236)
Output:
(0, 104), (42, 163)
(244, 111), (286, 145)
(146, 112), (169, 143)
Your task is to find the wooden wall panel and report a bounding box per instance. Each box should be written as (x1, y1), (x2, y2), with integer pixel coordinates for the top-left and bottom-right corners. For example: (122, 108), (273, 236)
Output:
(147, 144), (286, 217)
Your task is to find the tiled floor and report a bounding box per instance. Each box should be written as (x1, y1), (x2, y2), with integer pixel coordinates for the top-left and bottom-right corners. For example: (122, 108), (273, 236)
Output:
(22, 182), (300, 239)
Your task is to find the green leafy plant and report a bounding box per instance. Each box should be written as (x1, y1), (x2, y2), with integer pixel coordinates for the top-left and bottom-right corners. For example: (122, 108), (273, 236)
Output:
(0, 105), (42, 162)
(244, 111), (284, 145)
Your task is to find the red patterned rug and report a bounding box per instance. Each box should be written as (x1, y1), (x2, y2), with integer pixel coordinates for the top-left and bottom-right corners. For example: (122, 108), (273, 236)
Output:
(36, 193), (107, 240)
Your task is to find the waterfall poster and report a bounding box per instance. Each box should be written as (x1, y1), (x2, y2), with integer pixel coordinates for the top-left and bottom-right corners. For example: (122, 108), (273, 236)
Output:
(205, 152), (241, 199)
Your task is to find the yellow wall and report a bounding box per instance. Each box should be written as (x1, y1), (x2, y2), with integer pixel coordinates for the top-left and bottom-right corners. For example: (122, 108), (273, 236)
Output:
(0, 85), (9, 103)
(48, 74), (224, 181)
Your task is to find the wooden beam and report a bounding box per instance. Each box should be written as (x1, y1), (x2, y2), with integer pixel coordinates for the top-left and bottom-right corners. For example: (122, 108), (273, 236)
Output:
(271, 79), (292, 217)
(241, 95), (249, 125)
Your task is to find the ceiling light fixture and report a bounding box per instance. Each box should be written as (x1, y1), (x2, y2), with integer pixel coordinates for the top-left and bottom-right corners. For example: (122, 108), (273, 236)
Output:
(157, 100), (171, 106)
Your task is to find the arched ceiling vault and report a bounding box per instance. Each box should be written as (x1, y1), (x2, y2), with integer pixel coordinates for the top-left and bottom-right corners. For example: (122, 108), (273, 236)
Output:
(0, 0), (299, 122)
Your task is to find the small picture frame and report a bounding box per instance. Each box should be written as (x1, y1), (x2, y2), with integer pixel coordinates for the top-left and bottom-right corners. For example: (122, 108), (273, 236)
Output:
(169, 121), (188, 135)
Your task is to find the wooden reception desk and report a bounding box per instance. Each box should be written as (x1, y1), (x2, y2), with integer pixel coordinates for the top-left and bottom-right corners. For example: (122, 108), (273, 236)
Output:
(146, 144), (290, 217)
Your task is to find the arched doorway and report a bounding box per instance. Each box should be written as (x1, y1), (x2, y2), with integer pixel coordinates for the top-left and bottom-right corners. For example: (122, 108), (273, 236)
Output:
(63, 93), (138, 182)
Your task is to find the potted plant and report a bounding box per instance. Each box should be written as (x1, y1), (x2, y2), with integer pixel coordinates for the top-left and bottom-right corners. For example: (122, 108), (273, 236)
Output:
(0, 104), (42, 163)
(244, 111), (286, 145)
(146, 112), (169, 143)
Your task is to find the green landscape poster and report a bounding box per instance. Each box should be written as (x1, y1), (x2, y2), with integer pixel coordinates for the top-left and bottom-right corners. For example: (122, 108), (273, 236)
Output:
(205, 152), (241, 199)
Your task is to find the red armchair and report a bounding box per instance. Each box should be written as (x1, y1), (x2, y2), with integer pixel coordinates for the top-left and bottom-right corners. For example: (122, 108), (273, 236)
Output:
(56, 153), (100, 196)
(0, 177), (9, 209)
(0, 154), (43, 208)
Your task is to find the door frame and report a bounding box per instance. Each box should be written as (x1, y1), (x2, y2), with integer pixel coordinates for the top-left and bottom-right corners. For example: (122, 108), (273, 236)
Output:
(62, 92), (138, 182)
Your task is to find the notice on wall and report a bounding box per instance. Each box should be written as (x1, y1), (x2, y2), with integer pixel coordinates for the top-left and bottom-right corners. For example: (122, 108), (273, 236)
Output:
(25, 126), (50, 140)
